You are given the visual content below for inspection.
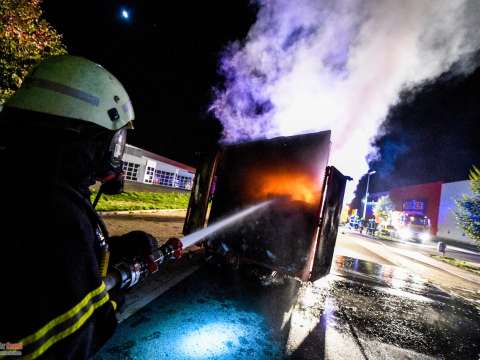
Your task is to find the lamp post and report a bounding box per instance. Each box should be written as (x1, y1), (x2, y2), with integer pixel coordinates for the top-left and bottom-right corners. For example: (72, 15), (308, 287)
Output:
(363, 170), (376, 220)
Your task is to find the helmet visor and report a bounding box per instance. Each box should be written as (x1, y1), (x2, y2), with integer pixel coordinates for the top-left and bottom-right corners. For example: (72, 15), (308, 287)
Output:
(109, 128), (127, 165)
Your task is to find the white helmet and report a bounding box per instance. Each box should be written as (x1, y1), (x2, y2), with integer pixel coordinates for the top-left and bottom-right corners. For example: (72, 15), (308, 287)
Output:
(4, 55), (134, 131)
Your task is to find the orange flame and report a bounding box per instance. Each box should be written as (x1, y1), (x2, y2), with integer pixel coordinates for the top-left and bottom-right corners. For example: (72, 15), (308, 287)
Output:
(251, 172), (321, 205)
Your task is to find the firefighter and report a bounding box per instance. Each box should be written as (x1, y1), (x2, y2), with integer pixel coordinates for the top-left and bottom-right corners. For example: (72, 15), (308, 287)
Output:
(0, 56), (155, 359)
(367, 218), (377, 236)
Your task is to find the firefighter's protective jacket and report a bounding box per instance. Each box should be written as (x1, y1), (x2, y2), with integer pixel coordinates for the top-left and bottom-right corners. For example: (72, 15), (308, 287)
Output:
(0, 181), (117, 359)
(0, 182), (116, 359)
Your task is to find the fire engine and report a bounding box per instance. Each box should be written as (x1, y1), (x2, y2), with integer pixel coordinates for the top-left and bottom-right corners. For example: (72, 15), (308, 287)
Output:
(392, 211), (432, 242)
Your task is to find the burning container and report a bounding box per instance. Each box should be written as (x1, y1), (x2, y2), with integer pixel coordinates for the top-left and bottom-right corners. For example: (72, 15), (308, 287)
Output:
(184, 130), (348, 281)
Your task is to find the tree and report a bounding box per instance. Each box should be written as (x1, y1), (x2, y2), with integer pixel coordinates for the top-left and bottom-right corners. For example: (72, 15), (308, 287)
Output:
(373, 195), (394, 223)
(456, 166), (480, 246)
(0, 0), (67, 104)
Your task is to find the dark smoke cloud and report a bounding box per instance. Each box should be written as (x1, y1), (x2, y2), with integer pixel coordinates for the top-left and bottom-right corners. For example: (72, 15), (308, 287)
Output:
(352, 68), (480, 208)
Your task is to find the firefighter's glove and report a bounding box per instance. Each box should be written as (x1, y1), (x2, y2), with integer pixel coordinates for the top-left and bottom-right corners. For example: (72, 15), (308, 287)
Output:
(109, 230), (157, 262)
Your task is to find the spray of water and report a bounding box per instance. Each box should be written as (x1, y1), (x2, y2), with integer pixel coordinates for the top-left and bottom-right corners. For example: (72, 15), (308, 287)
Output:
(211, 0), (480, 199)
(181, 200), (272, 248)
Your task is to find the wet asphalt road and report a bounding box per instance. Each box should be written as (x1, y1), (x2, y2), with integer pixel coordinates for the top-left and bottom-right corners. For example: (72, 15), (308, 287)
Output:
(335, 230), (480, 304)
(96, 254), (480, 359)
(337, 228), (480, 265)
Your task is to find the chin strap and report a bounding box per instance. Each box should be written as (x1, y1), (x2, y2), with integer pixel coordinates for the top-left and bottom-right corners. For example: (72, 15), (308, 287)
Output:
(92, 172), (125, 209)
(92, 187), (104, 209)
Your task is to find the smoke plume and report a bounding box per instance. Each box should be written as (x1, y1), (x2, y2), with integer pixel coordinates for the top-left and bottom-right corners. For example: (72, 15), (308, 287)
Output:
(211, 0), (480, 199)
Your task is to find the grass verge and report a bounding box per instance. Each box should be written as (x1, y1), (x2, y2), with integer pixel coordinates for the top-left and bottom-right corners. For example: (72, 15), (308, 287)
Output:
(431, 255), (480, 276)
(91, 190), (190, 212)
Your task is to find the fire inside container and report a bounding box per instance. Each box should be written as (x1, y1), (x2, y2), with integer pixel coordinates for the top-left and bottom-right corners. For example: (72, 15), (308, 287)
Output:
(196, 130), (347, 281)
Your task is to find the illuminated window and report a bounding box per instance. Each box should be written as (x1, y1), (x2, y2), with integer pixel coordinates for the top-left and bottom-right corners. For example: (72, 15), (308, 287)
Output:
(175, 175), (193, 190)
(155, 170), (175, 187)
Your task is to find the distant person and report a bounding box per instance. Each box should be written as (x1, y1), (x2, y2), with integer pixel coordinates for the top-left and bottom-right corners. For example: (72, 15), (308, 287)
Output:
(357, 219), (363, 234)
(366, 218), (375, 235)
(0, 56), (157, 359)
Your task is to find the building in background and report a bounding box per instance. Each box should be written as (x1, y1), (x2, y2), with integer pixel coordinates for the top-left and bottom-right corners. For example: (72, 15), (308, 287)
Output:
(368, 180), (475, 245)
(122, 144), (195, 190)
(437, 180), (473, 243)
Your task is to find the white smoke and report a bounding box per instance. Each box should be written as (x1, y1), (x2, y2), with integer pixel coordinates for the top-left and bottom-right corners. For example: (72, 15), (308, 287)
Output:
(211, 0), (480, 200)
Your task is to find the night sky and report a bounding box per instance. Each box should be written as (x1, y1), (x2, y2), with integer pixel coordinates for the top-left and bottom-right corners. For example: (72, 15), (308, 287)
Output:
(42, 1), (479, 203)
(43, 0), (257, 165)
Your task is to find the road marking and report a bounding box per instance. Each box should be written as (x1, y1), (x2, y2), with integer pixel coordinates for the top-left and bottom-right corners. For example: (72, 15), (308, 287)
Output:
(373, 241), (480, 286)
(446, 245), (480, 256)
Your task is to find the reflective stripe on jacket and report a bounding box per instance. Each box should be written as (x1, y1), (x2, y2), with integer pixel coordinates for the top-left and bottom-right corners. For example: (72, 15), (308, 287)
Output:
(18, 283), (109, 359)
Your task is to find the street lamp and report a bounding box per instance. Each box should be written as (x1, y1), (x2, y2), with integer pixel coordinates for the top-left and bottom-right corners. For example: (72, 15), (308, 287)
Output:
(363, 170), (376, 220)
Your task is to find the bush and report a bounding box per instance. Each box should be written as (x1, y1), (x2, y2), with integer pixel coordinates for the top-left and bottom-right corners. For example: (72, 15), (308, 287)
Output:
(456, 166), (480, 246)
(373, 195), (394, 222)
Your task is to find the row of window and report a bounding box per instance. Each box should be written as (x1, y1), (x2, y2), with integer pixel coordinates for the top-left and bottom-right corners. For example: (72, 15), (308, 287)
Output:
(153, 170), (192, 189)
(123, 162), (140, 181)
(123, 162), (193, 189)
(154, 169), (175, 187)
(176, 175), (193, 189)
(144, 166), (155, 184)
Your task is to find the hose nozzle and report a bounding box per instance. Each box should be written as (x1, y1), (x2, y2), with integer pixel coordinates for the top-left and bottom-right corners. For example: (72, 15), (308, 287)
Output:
(159, 237), (183, 261)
